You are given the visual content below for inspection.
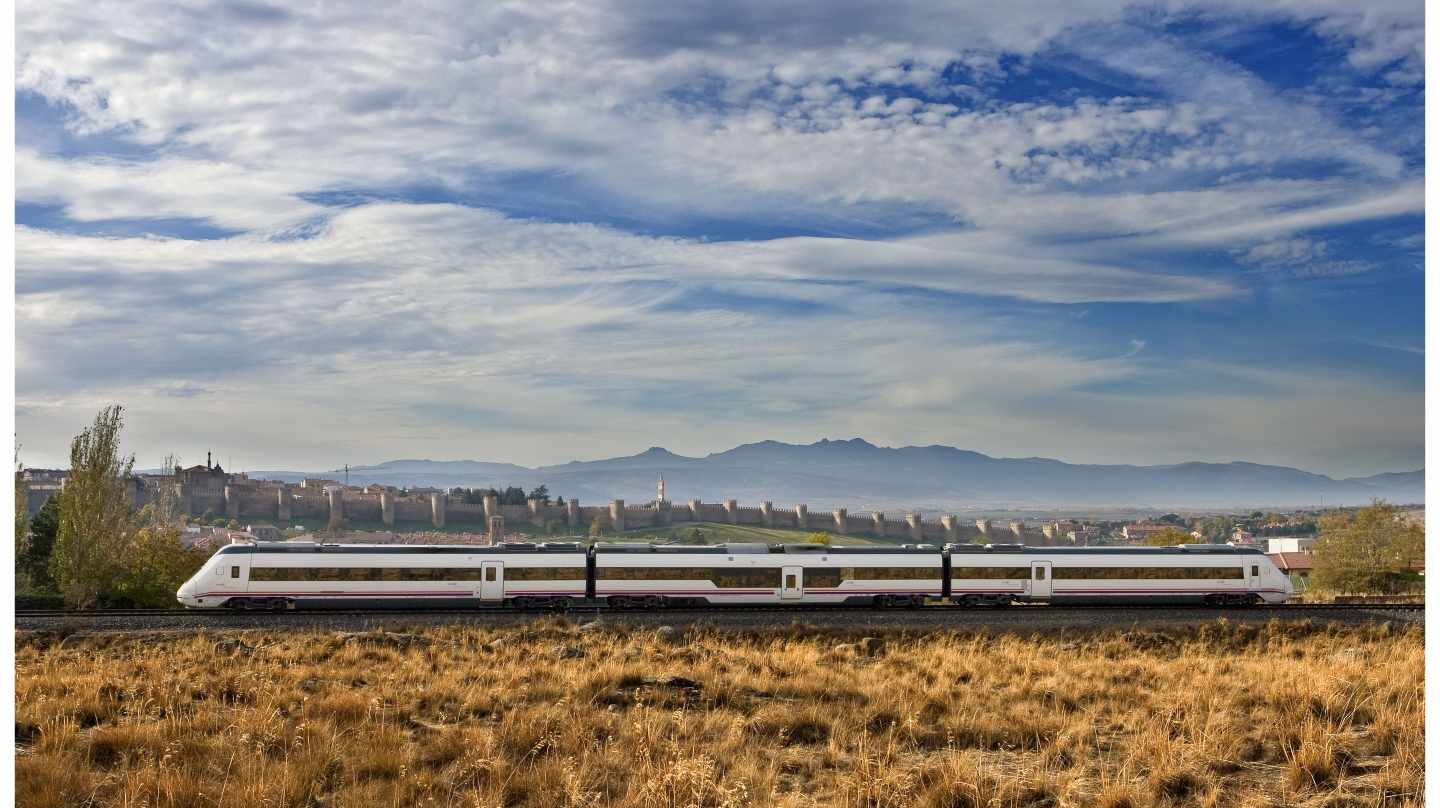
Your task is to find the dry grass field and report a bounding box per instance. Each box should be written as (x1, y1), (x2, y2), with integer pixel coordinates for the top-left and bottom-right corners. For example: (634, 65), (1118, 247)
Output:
(15, 620), (1422, 808)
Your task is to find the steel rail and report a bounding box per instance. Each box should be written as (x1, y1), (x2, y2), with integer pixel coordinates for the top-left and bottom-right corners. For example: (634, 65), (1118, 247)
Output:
(16, 602), (1423, 618)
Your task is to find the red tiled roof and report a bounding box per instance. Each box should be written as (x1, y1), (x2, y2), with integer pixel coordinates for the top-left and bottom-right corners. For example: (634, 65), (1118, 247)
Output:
(1268, 552), (1313, 572)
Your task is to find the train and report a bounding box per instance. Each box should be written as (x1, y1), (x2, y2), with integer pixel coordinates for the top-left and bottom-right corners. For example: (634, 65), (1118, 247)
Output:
(176, 540), (1293, 609)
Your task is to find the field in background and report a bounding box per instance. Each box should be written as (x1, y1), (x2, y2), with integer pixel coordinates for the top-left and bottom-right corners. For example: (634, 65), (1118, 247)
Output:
(16, 621), (1421, 807)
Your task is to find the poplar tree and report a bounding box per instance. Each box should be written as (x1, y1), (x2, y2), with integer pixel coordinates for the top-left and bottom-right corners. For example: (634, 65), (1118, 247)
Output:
(51, 405), (134, 608)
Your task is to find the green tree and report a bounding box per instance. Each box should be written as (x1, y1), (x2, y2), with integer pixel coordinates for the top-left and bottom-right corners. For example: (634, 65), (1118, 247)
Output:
(112, 526), (209, 607)
(527, 485), (550, 504)
(1142, 527), (1193, 547)
(1194, 516), (1235, 543)
(22, 496), (60, 591)
(51, 405), (134, 608)
(1313, 502), (1425, 594)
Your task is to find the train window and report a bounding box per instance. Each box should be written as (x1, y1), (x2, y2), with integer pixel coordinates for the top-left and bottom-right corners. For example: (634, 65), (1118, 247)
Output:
(1050, 567), (1245, 580)
(230, 566), (240, 579)
(1034, 567), (1046, 580)
(785, 574), (797, 589)
(506, 567), (586, 581)
(485, 567), (497, 582)
(710, 569), (782, 588)
(805, 568), (843, 588)
(1251, 565), (1259, 577)
(843, 567), (941, 580)
(951, 567), (1030, 579)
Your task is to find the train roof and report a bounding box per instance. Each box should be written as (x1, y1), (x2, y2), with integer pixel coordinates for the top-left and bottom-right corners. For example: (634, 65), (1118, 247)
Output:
(947, 543), (1265, 555)
(594, 543), (940, 554)
(217, 540), (1263, 556)
(217, 541), (587, 555)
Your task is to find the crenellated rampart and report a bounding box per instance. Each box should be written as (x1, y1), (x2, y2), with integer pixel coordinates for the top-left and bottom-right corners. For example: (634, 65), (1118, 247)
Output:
(134, 471), (1058, 543)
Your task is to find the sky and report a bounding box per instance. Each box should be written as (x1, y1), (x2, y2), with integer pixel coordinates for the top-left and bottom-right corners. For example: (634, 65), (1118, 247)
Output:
(14, 0), (1425, 477)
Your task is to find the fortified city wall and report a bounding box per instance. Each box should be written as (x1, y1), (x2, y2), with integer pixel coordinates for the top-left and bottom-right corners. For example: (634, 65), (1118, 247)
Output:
(110, 464), (1056, 544)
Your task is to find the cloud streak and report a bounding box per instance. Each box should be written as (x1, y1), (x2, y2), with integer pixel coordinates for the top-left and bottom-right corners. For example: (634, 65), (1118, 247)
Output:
(13, 0), (1425, 477)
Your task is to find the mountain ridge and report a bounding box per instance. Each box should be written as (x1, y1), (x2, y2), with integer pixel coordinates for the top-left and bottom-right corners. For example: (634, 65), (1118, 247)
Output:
(244, 439), (1424, 511)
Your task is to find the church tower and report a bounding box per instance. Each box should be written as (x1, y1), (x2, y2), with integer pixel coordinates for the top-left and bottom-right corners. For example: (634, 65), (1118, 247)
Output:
(657, 476), (666, 505)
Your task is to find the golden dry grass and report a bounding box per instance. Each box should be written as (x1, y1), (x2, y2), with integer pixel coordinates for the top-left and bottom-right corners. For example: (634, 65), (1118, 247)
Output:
(15, 619), (1422, 808)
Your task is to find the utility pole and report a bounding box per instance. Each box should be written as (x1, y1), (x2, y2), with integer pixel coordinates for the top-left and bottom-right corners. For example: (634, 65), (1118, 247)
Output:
(345, 464), (349, 487)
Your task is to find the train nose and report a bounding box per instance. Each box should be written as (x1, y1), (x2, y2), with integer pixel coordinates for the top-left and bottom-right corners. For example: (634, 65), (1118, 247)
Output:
(176, 580), (199, 607)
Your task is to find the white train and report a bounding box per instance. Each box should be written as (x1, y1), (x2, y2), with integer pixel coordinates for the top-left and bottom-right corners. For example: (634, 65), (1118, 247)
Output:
(177, 540), (1292, 609)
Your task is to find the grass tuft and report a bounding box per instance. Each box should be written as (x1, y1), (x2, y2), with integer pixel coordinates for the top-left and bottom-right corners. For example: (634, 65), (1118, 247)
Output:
(14, 621), (1422, 807)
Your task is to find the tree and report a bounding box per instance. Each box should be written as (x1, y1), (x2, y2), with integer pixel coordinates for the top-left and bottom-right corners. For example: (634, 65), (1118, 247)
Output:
(1142, 527), (1193, 547)
(527, 485), (550, 504)
(1157, 513), (1184, 525)
(22, 496), (60, 591)
(151, 453), (185, 527)
(502, 486), (527, 506)
(1194, 516), (1235, 543)
(112, 526), (209, 607)
(51, 405), (134, 608)
(1312, 502), (1425, 594)
(14, 445), (27, 567)
(807, 531), (830, 545)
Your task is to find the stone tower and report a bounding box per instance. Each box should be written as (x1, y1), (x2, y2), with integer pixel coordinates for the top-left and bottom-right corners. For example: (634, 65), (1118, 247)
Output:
(657, 476), (666, 504)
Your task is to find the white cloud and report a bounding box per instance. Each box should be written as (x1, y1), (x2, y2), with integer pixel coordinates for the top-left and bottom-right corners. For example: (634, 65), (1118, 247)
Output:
(11, 0), (1424, 474)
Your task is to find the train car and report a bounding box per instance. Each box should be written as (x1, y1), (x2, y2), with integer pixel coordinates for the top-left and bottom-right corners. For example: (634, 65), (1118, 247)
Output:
(948, 544), (1291, 606)
(179, 540), (1291, 609)
(593, 543), (944, 607)
(176, 541), (589, 609)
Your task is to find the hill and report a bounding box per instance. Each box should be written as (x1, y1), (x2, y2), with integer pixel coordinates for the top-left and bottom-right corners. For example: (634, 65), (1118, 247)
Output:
(249, 438), (1424, 510)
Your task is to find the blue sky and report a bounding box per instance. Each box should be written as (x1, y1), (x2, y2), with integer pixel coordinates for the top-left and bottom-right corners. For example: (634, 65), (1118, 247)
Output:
(14, 0), (1425, 477)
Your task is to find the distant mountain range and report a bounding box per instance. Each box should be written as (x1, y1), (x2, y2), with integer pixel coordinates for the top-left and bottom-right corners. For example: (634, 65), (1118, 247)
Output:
(248, 438), (1424, 512)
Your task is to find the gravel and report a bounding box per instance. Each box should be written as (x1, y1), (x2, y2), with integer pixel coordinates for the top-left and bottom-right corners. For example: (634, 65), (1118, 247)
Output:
(15, 605), (1420, 634)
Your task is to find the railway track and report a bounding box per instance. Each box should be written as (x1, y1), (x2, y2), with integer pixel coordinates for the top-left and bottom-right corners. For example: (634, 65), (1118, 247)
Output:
(16, 602), (1424, 618)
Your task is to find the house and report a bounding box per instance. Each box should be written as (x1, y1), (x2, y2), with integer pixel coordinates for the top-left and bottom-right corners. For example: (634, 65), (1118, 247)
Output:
(1267, 537), (1316, 554)
(1268, 552), (1314, 579)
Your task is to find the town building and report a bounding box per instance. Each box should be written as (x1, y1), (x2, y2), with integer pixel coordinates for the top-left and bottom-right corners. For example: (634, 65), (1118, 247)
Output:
(1267, 536), (1316, 554)
(1268, 552), (1314, 580)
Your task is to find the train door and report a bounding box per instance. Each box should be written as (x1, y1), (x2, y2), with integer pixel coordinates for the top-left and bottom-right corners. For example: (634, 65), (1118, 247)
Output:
(481, 562), (504, 601)
(1246, 562), (1261, 593)
(781, 566), (803, 599)
(1029, 562), (1052, 600)
(220, 557), (248, 594)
